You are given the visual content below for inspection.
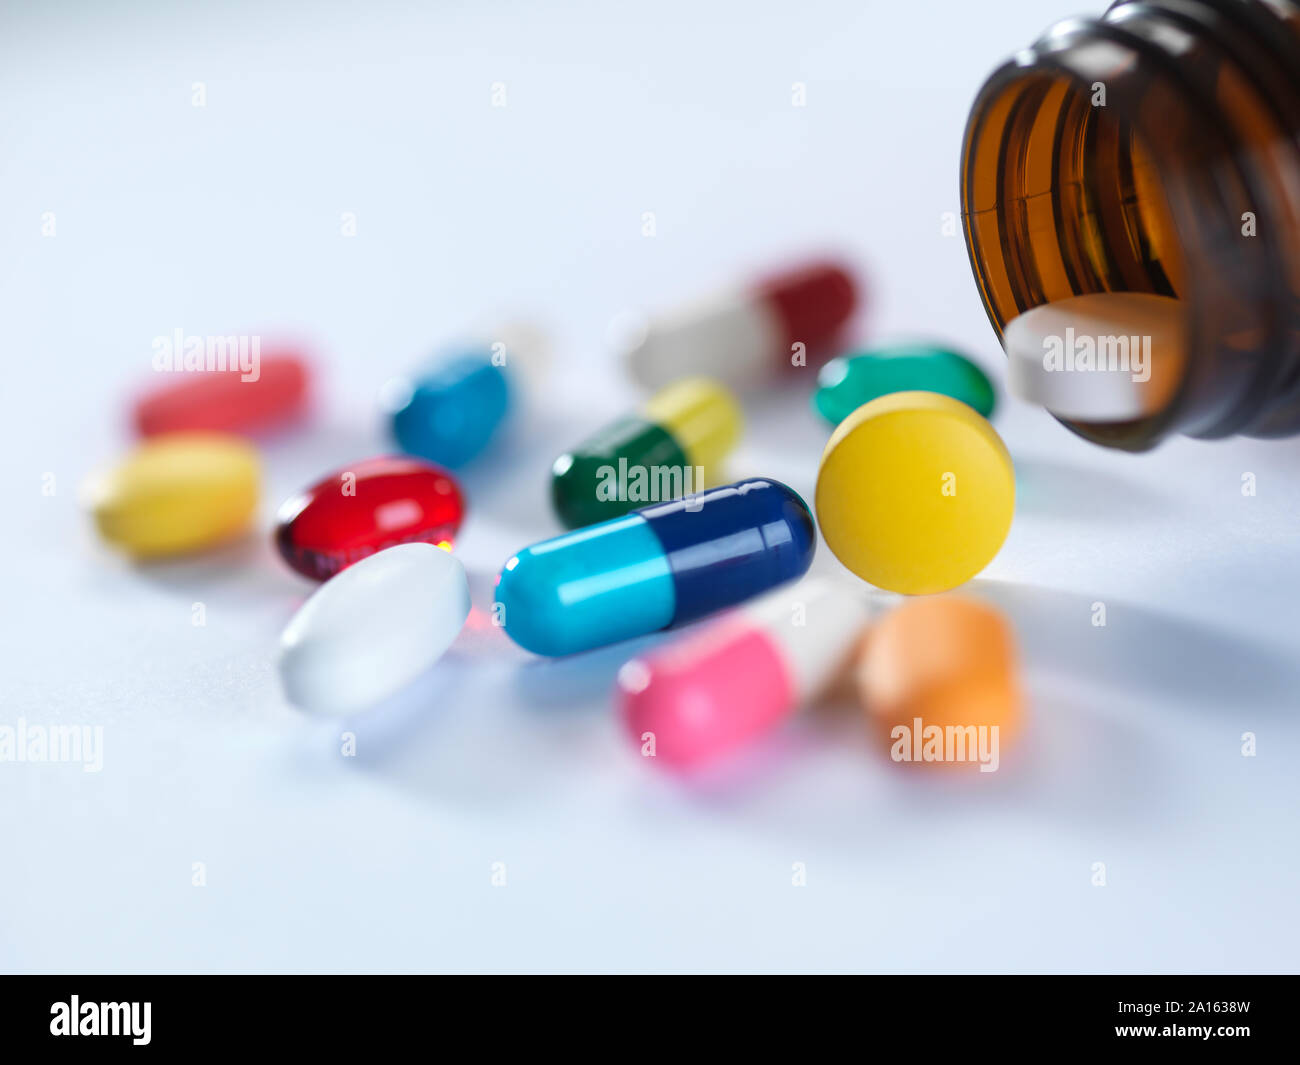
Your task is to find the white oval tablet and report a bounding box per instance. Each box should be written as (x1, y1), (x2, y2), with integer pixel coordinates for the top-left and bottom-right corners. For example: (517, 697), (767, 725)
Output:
(278, 542), (471, 715)
(1004, 293), (1185, 421)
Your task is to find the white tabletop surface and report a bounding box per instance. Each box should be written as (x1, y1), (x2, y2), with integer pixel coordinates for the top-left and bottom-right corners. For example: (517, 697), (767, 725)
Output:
(2, 0), (1297, 973)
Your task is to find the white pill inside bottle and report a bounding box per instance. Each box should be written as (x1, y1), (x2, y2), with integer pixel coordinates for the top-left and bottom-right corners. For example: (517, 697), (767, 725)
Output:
(1004, 292), (1186, 422)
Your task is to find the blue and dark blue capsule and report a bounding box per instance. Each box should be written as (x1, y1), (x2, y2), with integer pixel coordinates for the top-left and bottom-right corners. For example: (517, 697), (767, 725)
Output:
(495, 477), (816, 656)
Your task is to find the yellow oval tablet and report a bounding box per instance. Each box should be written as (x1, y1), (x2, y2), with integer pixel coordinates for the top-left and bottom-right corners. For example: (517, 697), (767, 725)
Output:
(814, 391), (1014, 594)
(85, 433), (261, 558)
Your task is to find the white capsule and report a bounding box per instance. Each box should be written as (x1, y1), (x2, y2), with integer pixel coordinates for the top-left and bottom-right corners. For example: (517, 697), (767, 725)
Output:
(624, 287), (780, 391)
(278, 542), (470, 715)
(1004, 292), (1185, 421)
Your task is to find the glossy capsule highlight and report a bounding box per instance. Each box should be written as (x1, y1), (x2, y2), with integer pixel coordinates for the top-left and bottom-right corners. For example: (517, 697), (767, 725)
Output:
(496, 478), (816, 657)
(622, 260), (858, 392)
(274, 456), (465, 581)
(551, 377), (741, 529)
(618, 578), (869, 768)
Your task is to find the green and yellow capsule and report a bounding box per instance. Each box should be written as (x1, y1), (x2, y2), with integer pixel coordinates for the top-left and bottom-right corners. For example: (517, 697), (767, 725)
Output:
(550, 377), (742, 529)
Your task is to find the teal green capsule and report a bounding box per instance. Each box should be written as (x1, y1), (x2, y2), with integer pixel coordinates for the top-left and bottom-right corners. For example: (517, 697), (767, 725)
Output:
(813, 345), (996, 425)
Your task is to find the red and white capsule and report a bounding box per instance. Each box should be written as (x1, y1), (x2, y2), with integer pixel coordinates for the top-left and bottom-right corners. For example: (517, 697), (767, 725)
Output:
(618, 578), (870, 768)
(621, 260), (859, 391)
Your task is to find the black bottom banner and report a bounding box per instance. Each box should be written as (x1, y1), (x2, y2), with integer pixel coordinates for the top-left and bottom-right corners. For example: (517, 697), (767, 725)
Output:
(1, 974), (1292, 1052)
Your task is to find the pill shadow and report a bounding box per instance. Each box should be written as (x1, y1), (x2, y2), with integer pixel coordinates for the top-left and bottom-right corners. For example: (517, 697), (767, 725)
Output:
(339, 625), (728, 815)
(1013, 456), (1185, 523)
(292, 561), (636, 812)
(508, 632), (670, 712)
(337, 657), (624, 812)
(454, 408), (580, 537)
(121, 532), (306, 610)
(620, 652), (1178, 848)
(853, 690), (1180, 829)
(619, 576), (1273, 835)
(305, 655), (546, 813)
(322, 656), (472, 758)
(628, 726), (827, 799)
(972, 579), (1298, 716)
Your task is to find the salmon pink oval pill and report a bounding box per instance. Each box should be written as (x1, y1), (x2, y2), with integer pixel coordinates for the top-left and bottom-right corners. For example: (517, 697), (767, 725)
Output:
(274, 456), (465, 581)
(133, 352), (310, 437)
(857, 595), (1022, 765)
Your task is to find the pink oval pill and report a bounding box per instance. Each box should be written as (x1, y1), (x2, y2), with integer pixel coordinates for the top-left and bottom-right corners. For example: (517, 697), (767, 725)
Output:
(133, 351), (310, 437)
(618, 578), (869, 768)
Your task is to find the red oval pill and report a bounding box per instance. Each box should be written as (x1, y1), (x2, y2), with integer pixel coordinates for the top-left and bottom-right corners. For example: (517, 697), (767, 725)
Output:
(274, 456), (465, 581)
(133, 352), (310, 437)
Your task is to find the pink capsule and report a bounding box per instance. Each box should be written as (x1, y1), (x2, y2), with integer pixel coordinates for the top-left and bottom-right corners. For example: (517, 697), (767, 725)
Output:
(618, 578), (869, 768)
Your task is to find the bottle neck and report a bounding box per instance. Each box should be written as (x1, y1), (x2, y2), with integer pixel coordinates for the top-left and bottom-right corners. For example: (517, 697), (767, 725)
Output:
(961, 0), (1300, 449)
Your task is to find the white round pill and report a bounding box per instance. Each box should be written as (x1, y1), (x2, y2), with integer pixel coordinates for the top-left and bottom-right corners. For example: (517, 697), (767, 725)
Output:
(277, 542), (471, 715)
(1004, 293), (1185, 422)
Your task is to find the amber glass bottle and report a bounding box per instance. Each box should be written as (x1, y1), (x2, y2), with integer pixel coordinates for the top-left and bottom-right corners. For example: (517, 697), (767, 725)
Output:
(961, 0), (1300, 449)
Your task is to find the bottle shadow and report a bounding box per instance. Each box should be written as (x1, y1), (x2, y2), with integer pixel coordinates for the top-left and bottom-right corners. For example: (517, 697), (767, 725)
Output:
(615, 577), (1292, 844)
(1013, 456), (1186, 523)
(314, 557), (666, 810)
(118, 532), (308, 613)
(303, 571), (1295, 838)
(972, 578), (1298, 716)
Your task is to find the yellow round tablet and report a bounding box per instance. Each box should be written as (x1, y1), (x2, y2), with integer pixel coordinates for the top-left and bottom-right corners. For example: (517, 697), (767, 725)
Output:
(85, 433), (261, 559)
(814, 391), (1014, 594)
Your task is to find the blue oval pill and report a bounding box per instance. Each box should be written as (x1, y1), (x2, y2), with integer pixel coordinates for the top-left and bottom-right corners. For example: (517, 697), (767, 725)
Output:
(495, 478), (816, 656)
(390, 351), (511, 468)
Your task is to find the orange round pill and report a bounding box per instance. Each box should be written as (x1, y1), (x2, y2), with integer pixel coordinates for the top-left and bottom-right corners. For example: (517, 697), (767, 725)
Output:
(857, 595), (1021, 769)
